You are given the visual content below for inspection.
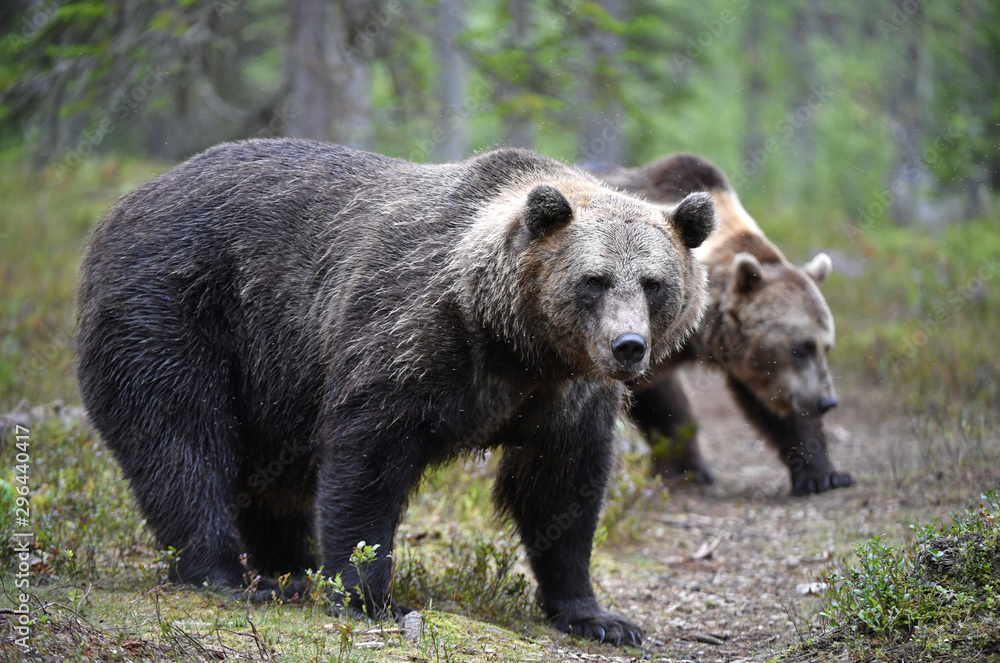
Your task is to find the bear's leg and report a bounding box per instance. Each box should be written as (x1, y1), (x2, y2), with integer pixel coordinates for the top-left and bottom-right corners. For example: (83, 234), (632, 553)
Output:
(96, 398), (249, 592)
(78, 323), (271, 598)
(629, 371), (715, 484)
(315, 421), (426, 616)
(494, 382), (643, 645)
(726, 376), (854, 496)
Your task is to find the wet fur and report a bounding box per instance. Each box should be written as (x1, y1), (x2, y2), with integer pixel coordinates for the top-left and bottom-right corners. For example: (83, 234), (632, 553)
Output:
(77, 139), (714, 644)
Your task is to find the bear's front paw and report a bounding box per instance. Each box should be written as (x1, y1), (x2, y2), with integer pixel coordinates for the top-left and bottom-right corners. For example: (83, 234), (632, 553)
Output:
(323, 596), (412, 621)
(550, 604), (643, 645)
(217, 577), (308, 603)
(791, 469), (855, 496)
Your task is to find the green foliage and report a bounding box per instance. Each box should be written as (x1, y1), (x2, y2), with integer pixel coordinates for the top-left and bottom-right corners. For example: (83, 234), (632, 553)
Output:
(921, 2), (1000, 192)
(0, 415), (151, 581)
(348, 540), (381, 616)
(822, 491), (1000, 660)
(2, 0), (993, 222)
(393, 533), (533, 629)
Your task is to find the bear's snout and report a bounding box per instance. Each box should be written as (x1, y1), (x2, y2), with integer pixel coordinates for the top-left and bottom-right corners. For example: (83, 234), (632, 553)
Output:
(817, 396), (838, 414)
(611, 333), (647, 366)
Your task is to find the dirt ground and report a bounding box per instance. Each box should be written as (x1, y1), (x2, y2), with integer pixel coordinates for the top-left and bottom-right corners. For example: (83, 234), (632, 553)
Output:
(572, 366), (999, 663)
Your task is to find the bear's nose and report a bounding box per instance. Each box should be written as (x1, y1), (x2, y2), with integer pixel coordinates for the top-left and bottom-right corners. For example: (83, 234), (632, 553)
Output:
(611, 333), (647, 366)
(817, 396), (838, 414)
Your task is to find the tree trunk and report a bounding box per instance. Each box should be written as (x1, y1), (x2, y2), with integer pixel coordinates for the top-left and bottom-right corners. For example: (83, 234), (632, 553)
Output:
(577, 0), (626, 165)
(739, 2), (767, 181)
(285, 0), (334, 141)
(432, 0), (466, 161)
(886, 3), (932, 226)
(329, 1), (375, 148)
(785, 0), (821, 202)
(501, 0), (533, 148)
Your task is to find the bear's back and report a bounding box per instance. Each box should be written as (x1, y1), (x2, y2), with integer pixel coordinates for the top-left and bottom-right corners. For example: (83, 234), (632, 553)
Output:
(77, 140), (572, 441)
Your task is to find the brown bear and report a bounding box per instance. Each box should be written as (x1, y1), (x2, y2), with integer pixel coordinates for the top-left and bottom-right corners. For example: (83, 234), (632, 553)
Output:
(76, 139), (717, 644)
(584, 154), (853, 495)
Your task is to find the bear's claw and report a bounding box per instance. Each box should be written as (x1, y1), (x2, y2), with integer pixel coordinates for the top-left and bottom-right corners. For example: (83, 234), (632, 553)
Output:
(791, 470), (855, 496)
(552, 609), (644, 645)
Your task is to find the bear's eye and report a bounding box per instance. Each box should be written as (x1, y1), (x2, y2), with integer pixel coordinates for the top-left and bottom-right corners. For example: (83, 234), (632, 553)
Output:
(643, 280), (661, 293)
(577, 275), (608, 309)
(792, 341), (817, 359)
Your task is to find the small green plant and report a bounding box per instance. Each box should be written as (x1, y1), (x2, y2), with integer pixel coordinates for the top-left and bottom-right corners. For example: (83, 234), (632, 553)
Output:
(822, 490), (1000, 660)
(599, 452), (668, 546)
(335, 620), (354, 661)
(304, 566), (345, 617)
(349, 540), (380, 616)
(0, 478), (15, 567)
(137, 545), (180, 588)
(393, 533), (532, 629)
(823, 534), (914, 639)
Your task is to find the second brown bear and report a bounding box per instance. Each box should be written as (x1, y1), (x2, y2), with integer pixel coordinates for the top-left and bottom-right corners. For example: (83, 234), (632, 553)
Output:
(586, 154), (853, 495)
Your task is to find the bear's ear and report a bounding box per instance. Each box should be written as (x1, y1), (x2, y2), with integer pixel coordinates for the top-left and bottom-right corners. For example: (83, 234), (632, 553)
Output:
(803, 252), (832, 283)
(732, 252), (763, 294)
(669, 192), (717, 249)
(524, 185), (574, 237)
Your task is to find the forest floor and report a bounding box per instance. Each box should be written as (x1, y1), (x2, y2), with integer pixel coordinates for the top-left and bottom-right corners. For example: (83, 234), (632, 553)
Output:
(584, 367), (999, 662)
(3, 366), (997, 662)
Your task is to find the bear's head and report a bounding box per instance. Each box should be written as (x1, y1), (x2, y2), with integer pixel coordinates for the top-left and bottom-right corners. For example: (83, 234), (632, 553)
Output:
(463, 180), (716, 382)
(711, 250), (837, 417)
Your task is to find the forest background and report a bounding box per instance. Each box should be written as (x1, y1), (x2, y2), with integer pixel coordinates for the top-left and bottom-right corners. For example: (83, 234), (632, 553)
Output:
(1, 2), (999, 660)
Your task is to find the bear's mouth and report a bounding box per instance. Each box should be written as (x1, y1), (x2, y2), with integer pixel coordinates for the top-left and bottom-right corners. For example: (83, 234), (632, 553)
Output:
(606, 362), (649, 382)
(768, 392), (794, 417)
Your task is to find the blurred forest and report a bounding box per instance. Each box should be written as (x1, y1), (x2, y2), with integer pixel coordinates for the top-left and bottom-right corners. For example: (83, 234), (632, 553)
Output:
(2, 6), (1000, 659)
(2, 0), (998, 224)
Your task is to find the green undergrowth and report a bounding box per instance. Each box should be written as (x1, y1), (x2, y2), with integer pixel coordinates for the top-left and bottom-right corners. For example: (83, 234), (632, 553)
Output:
(813, 490), (1000, 661)
(0, 413), (655, 660)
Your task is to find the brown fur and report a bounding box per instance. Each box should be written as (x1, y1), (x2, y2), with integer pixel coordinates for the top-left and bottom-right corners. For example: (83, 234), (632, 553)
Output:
(77, 140), (717, 644)
(585, 153), (853, 495)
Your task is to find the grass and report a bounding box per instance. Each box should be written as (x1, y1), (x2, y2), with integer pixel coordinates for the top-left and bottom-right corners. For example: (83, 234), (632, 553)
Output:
(0, 155), (165, 411)
(810, 491), (1000, 661)
(0, 580), (547, 662)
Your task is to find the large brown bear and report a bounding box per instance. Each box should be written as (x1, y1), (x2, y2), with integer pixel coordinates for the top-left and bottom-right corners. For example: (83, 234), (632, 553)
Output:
(585, 155), (853, 495)
(76, 139), (717, 645)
